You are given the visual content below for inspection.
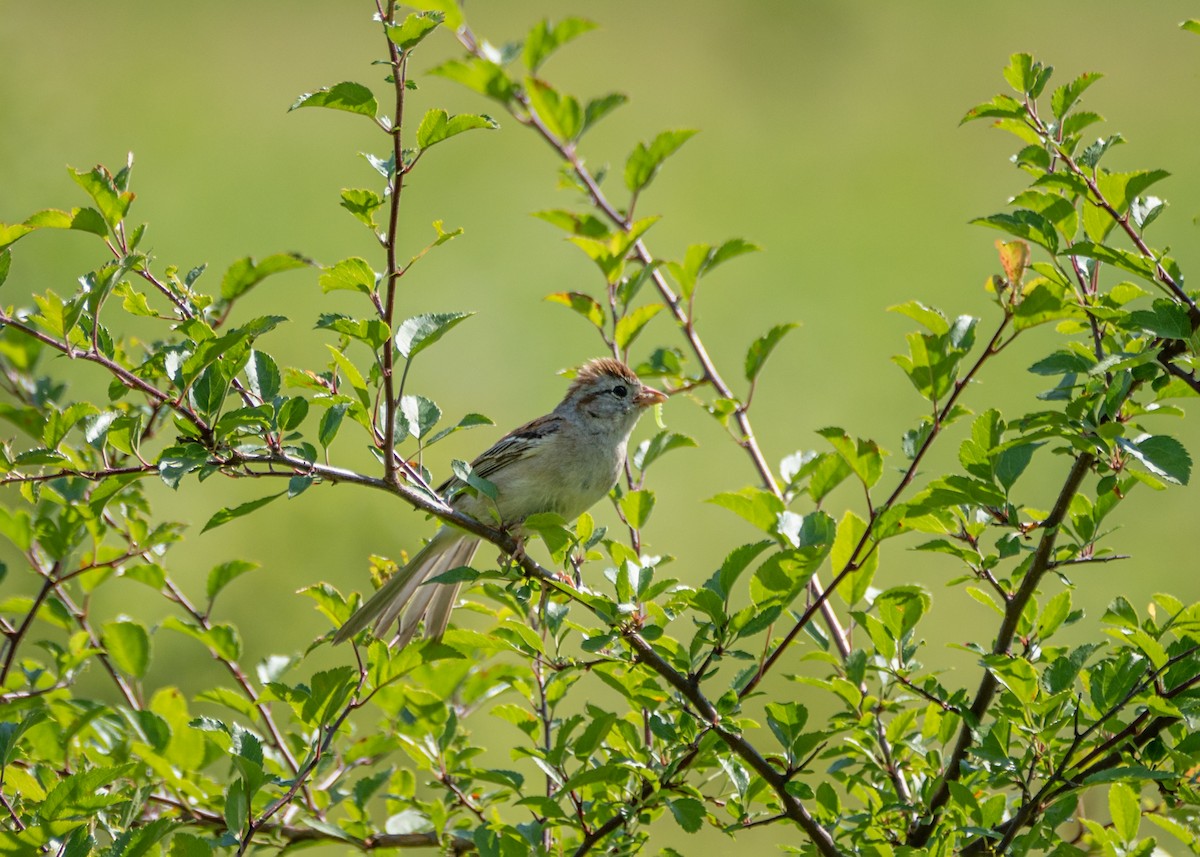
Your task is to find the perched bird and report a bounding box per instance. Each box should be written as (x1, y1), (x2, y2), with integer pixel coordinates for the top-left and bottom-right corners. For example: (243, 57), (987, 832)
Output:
(333, 357), (667, 646)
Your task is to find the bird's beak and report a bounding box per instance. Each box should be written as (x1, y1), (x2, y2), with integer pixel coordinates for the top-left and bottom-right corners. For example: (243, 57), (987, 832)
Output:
(635, 386), (668, 408)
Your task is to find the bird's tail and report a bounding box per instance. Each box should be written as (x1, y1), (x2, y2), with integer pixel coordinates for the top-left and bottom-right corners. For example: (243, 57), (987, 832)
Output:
(332, 528), (480, 646)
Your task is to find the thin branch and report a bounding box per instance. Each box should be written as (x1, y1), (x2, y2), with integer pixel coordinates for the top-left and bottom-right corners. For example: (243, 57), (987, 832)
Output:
(238, 668), (369, 855)
(0, 312), (211, 441)
(0, 791), (25, 832)
(743, 313), (1013, 701)
(160, 577), (308, 801)
(908, 451), (1094, 846)
(148, 790), (456, 851)
(0, 464), (155, 486)
(453, 23), (853, 667)
(623, 634), (842, 856)
(379, 11), (409, 486)
(38, 558), (142, 711)
(0, 576), (55, 684)
(962, 643), (1200, 854)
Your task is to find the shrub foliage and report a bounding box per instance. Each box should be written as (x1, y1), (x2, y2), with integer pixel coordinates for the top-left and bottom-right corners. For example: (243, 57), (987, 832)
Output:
(2, 5), (1199, 856)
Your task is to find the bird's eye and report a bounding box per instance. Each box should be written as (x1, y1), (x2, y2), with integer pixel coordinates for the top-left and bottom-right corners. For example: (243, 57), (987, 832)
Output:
(611, 384), (628, 398)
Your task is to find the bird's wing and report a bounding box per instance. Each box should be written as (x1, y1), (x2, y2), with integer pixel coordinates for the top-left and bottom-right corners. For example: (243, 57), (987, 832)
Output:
(435, 413), (565, 492)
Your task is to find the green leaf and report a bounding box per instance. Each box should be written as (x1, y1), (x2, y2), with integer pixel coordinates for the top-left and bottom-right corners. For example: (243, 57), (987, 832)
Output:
(745, 323), (798, 382)
(817, 426), (885, 489)
(619, 489), (655, 529)
(429, 57), (516, 103)
(290, 81), (378, 119)
(807, 452), (852, 502)
(386, 10), (443, 51)
(960, 94), (1026, 124)
(0, 709), (47, 766)
(425, 412), (494, 446)
(566, 218), (660, 284)
(995, 442), (1042, 492)
(278, 395), (309, 431)
(666, 238), (760, 298)
(1052, 71), (1103, 118)
(1108, 782), (1140, 844)
(0, 248), (10, 287)
(666, 797), (706, 833)
(319, 257), (375, 295)
(533, 208), (609, 237)
(202, 492), (285, 533)
(545, 291), (605, 329)
(707, 487), (785, 533)
(831, 511), (877, 605)
(1118, 434), (1191, 485)
(416, 109), (498, 149)
(715, 544), (772, 597)
(1127, 298), (1192, 339)
(69, 165), (134, 228)
(0, 207), (108, 250)
(875, 586), (930, 639)
(625, 129), (697, 194)
(225, 778), (248, 834)
(157, 444), (211, 490)
(889, 300), (949, 334)
(614, 303), (664, 350)
(972, 210), (1058, 254)
(525, 79), (583, 141)
(1183, 19), (1200, 35)
(1002, 52), (1035, 93)
(394, 311), (473, 360)
(1028, 349), (1094, 376)
(206, 560), (259, 602)
(583, 92), (627, 134)
(315, 313), (389, 349)
(220, 252), (310, 301)
(523, 17), (597, 71)
(245, 350), (281, 402)
(326, 346), (370, 411)
(102, 620), (151, 678)
(40, 764), (135, 819)
(1065, 242), (1156, 282)
(451, 459), (499, 502)
(400, 394), (441, 439)
(339, 188), (385, 229)
(983, 654), (1039, 704)
(633, 430), (697, 471)
(319, 402), (348, 448)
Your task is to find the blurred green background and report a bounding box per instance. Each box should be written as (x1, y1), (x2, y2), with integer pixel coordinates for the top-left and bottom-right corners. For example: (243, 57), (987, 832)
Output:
(4, 1), (1200, 849)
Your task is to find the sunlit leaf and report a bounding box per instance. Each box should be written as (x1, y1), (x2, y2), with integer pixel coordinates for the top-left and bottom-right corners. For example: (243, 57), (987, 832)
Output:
(394, 311), (473, 360)
(290, 81), (378, 119)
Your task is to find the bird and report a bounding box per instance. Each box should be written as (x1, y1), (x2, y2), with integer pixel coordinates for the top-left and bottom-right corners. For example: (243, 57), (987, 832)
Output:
(332, 357), (668, 647)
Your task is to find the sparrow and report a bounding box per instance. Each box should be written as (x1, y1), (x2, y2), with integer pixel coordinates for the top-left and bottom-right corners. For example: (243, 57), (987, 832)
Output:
(333, 357), (667, 646)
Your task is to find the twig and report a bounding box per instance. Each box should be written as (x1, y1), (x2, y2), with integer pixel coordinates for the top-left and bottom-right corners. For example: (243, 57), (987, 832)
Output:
(908, 451), (1094, 846)
(742, 314), (1013, 702)
(379, 3), (409, 487)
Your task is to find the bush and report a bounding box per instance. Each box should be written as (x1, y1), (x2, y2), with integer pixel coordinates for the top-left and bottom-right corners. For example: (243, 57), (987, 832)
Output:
(2, 5), (1199, 856)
